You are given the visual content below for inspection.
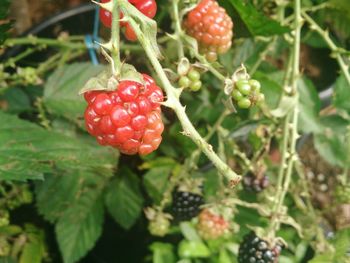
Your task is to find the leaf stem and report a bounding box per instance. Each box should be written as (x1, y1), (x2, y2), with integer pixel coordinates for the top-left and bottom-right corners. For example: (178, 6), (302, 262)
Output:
(120, 0), (241, 187)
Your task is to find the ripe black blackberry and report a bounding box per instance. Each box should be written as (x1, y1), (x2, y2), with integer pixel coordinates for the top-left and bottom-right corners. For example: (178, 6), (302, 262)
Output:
(172, 190), (204, 221)
(238, 232), (283, 263)
(243, 172), (269, 193)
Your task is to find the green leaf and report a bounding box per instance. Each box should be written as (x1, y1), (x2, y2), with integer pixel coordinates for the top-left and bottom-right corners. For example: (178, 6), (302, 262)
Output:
(56, 187), (104, 263)
(218, 249), (233, 263)
(1, 88), (31, 113)
(298, 78), (322, 133)
(0, 0), (11, 45)
(308, 253), (335, 263)
(150, 242), (176, 263)
(105, 168), (144, 229)
(180, 222), (202, 242)
(43, 63), (105, 123)
(202, 170), (221, 199)
(253, 71), (283, 109)
(178, 240), (210, 258)
(0, 112), (117, 181)
(35, 171), (90, 223)
(226, 0), (290, 36)
(333, 229), (350, 261)
(314, 132), (347, 168)
(0, 257), (16, 263)
(143, 159), (177, 204)
(333, 74), (350, 113)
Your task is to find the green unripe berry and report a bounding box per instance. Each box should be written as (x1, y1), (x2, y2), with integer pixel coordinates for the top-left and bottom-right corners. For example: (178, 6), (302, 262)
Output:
(179, 76), (191, 88)
(188, 69), (201, 81)
(248, 79), (261, 91)
(148, 216), (170, 237)
(236, 80), (251, 95)
(190, 80), (202, 92)
(238, 98), (252, 109)
(231, 89), (243, 101)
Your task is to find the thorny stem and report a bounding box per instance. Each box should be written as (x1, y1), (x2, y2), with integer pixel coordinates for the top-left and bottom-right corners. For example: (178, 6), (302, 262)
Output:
(268, 0), (302, 240)
(4, 37), (86, 50)
(119, 0), (241, 187)
(3, 47), (39, 68)
(111, 0), (121, 74)
(158, 110), (230, 211)
(172, 0), (185, 59)
(302, 11), (350, 87)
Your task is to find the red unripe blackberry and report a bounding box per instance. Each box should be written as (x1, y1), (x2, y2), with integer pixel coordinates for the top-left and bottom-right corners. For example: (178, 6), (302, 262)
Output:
(183, 0), (233, 61)
(197, 209), (230, 240)
(172, 190), (204, 221)
(99, 0), (157, 41)
(238, 232), (283, 263)
(83, 74), (164, 155)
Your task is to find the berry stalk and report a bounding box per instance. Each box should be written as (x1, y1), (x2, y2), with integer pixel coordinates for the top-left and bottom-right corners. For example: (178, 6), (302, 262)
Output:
(119, 0), (241, 187)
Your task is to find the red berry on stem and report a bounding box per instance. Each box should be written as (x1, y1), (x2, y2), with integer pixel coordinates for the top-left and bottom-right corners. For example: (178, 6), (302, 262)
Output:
(135, 0), (157, 18)
(124, 24), (138, 41)
(99, 0), (157, 42)
(83, 74), (164, 156)
(184, 0), (233, 61)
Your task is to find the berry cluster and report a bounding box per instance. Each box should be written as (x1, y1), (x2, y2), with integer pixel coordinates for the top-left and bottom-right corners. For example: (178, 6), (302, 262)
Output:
(184, 0), (233, 62)
(197, 209), (230, 240)
(178, 68), (202, 92)
(231, 79), (264, 109)
(99, 0), (157, 41)
(238, 232), (283, 263)
(172, 189), (204, 221)
(243, 172), (269, 193)
(83, 74), (164, 155)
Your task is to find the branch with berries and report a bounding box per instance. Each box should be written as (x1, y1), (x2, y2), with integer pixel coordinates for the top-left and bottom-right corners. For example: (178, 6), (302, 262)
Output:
(88, 0), (244, 187)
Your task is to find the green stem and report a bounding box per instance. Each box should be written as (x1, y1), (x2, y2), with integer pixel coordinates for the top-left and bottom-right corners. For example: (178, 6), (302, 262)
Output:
(111, 0), (121, 74)
(187, 109), (230, 171)
(193, 50), (226, 82)
(172, 0), (185, 59)
(3, 47), (38, 68)
(4, 37), (86, 49)
(120, 0), (241, 187)
(268, 0), (302, 240)
(159, 110), (230, 210)
(250, 37), (277, 75)
(302, 11), (350, 87)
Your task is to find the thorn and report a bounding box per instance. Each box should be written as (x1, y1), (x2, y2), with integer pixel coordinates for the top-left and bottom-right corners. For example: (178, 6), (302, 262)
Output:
(92, 0), (113, 12)
(160, 99), (175, 109)
(96, 40), (113, 51)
